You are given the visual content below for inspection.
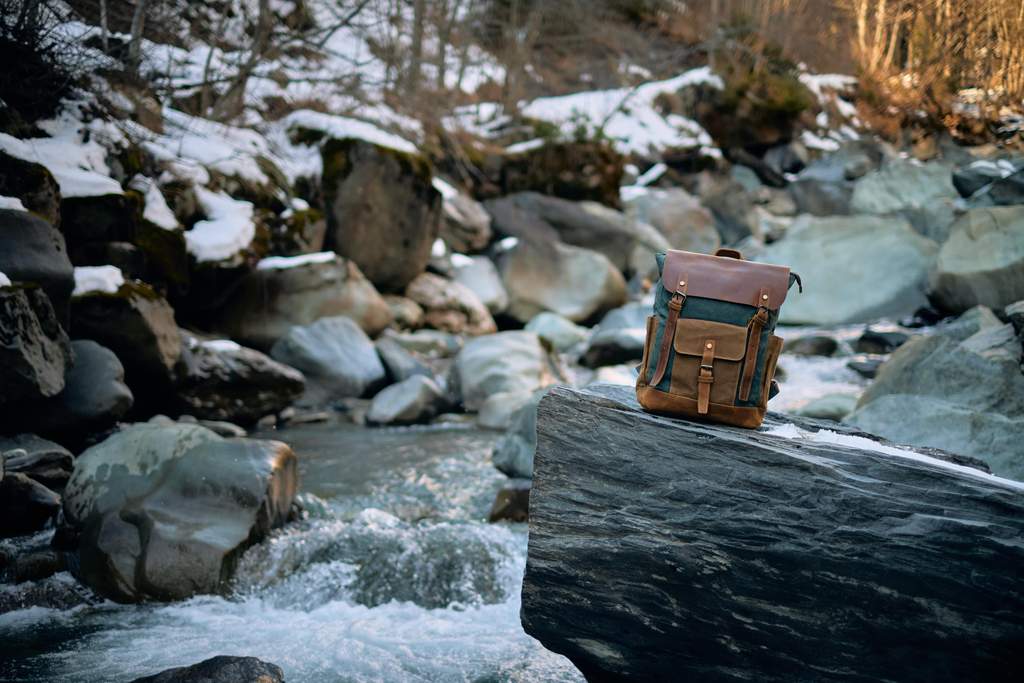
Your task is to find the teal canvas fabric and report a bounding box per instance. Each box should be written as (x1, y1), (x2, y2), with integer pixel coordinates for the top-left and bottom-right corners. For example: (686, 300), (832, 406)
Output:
(646, 252), (779, 406)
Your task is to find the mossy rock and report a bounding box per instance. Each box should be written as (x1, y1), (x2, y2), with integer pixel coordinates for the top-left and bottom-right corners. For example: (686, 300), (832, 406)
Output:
(321, 137), (441, 292)
(267, 207), (326, 256)
(134, 220), (190, 290)
(0, 151), (61, 226)
(61, 191), (141, 259)
(695, 61), (815, 153)
(500, 140), (624, 208)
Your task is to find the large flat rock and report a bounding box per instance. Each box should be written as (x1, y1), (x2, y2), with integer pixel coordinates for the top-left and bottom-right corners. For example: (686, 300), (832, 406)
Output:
(522, 384), (1024, 682)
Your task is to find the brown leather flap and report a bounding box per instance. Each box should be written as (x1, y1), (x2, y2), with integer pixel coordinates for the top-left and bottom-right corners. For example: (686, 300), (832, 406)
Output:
(661, 249), (791, 310)
(674, 318), (748, 360)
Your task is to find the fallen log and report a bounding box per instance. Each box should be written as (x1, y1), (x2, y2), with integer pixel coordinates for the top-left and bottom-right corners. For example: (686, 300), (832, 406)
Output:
(522, 384), (1024, 682)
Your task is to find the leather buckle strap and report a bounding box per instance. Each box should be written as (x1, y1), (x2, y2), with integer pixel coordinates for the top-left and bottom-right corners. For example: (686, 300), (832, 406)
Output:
(697, 339), (715, 414)
(738, 287), (770, 402)
(649, 276), (687, 388)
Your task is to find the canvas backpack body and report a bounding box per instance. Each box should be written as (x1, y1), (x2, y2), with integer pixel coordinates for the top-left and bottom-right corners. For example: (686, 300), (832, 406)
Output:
(636, 248), (800, 429)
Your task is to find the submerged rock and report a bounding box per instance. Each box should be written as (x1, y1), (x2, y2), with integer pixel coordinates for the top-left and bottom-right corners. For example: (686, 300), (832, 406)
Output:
(522, 384), (1023, 682)
(130, 656), (285, 683)
(488, 480), (531, 523)
(60, 423), (297, 602)
(270, 316), (386, 401)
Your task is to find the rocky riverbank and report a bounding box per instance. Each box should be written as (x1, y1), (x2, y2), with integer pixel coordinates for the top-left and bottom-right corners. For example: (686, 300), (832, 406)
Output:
(2, 5), (1024, 677)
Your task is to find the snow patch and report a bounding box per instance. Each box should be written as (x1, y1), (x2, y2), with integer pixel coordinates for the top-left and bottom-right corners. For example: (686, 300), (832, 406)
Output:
(0, 126), (123, 199)
(505, 138), (546, 154)
(186, 188), (255, 263)
(73, 266), (125, 296)
(635, 163), (667, 186)
(284, 110), (418, 154)
(200, 339), (243, 353)
(764, 423), (1024, 492)
(257, 252), (338, 270)
(0, 272), (10, 287)
(432, 177), (459, 200)
(0, 195), (26, 211)
(431, 238), (447, 259)
(128, 175), (179, 230)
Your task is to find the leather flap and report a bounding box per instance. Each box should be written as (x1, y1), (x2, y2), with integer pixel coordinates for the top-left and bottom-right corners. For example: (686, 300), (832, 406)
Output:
(674, 318), (748, 360)
(661, 249), (792, 310)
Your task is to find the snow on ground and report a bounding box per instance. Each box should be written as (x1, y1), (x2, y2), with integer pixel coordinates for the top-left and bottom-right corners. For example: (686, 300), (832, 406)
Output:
(0, 196), (27, 211)
(200, 339), (244, 353)
(0, 272), (11, 287)
(451, 67), (723, 157)
(257, 252), (338, 270)
(72, 266), (126, 296)
(765, 423), (1024, 492)
(186, 189), (256, 262)
(431, 177), (459, 200)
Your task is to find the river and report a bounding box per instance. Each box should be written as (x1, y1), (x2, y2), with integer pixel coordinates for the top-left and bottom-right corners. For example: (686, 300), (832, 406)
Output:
(0, 323), (889, 682)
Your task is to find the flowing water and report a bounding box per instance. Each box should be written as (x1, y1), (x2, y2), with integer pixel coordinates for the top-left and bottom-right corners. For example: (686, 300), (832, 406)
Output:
(0, 322), (906, 682)
(0, 423), (583, 682)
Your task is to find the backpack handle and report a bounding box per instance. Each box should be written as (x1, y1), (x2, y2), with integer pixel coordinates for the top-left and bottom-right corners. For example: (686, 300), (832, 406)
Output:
(714, 248), (743, 260)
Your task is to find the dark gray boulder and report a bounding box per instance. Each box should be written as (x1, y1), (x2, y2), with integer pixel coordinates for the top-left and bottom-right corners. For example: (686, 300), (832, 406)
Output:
(0, 471), (61, 538)
(952, 160), (1010, 198)
(782, 334), (838, 357)
(270, 316), (386, 401)
(522, 384), (1024, 682)
(0, 285), (72, 408)
(0, 209), (74, 319)
(60, 423), (297, 602)
(175, 334), (304, 424)
(854, 328), (910, 354)
(987, 168), (1024, 205)
(27, 340), (133, 446)
(846, 331), (1024, 478)
(0, 434), (73, 492)
(130, 656), (285, 683)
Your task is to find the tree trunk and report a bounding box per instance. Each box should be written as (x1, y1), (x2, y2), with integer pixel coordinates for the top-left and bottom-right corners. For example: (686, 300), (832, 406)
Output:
(127, 0), (149, 72)
(522, 384), (1024, 682)
(407, 0), (426, 98)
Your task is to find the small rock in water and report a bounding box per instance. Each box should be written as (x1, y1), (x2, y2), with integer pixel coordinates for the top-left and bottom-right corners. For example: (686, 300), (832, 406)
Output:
(375, 336), (432, 384)
(271, 316), (386, 401)
(854, 328), (909, 354)
(796, 393), (859, 421)
(129, 655), (285, 683)
(366, 375), (445, 426)
(846, 357), (885, 379)
(489, 480), (531, 523)
(784, 334), (839, 357)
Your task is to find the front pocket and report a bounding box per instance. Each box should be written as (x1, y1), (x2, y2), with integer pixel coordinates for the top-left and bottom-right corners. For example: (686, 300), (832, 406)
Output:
(670, 318), (748, 405)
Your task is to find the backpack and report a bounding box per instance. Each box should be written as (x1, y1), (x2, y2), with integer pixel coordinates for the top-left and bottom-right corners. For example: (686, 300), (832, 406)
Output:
(636, 248), (801, 429)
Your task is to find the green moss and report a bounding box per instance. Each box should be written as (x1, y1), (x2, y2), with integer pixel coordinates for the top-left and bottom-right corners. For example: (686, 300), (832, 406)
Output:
(322, 137), (434, 188)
